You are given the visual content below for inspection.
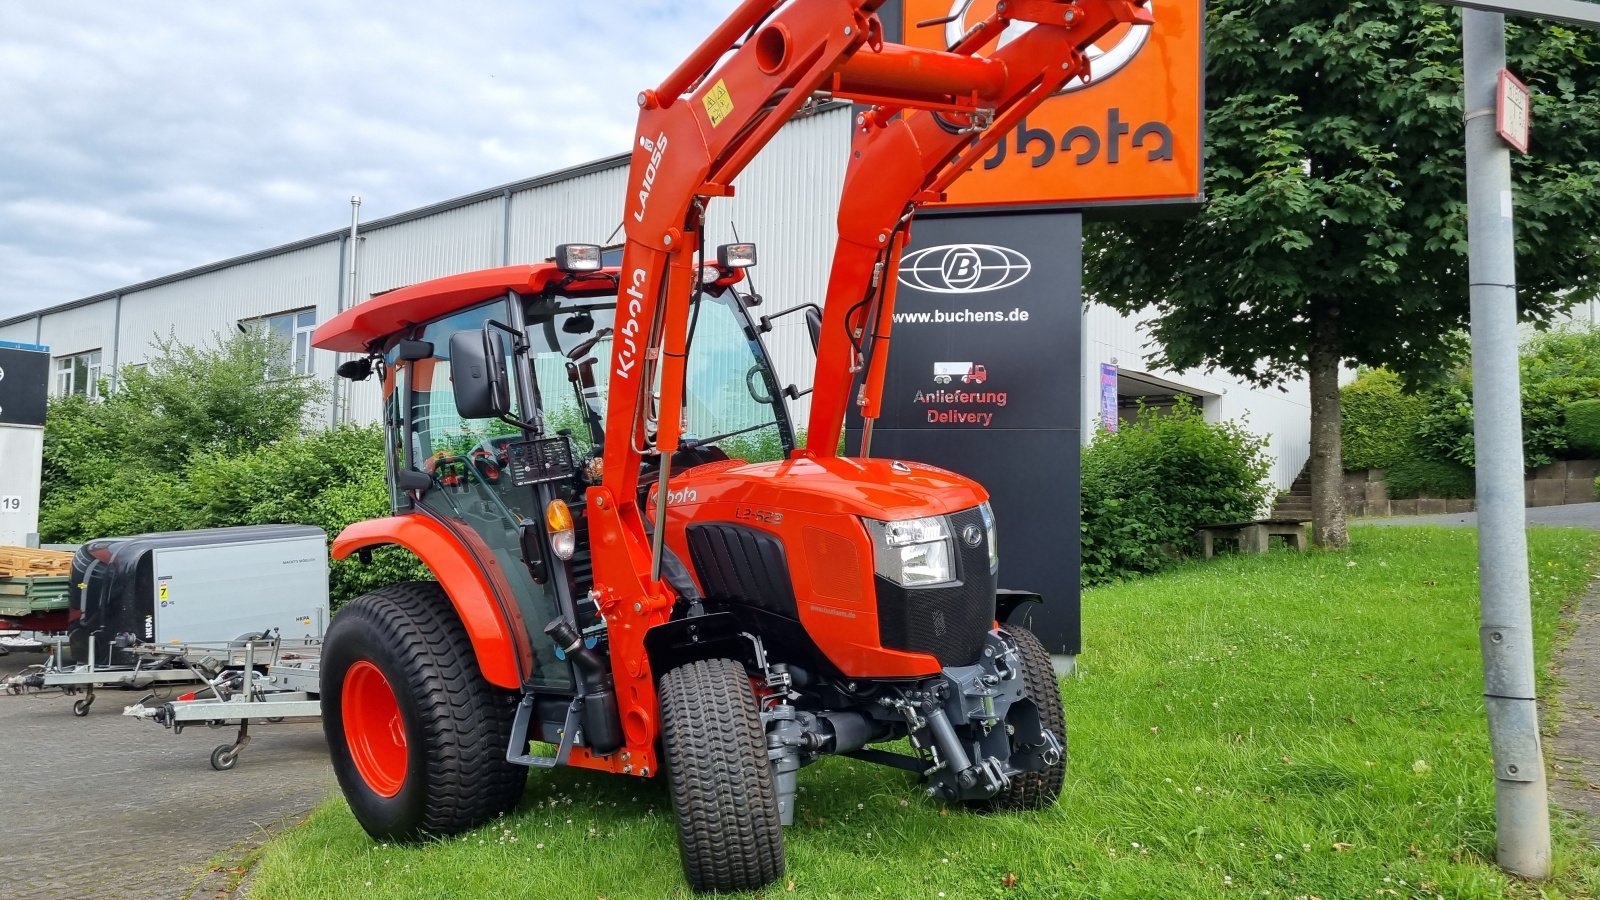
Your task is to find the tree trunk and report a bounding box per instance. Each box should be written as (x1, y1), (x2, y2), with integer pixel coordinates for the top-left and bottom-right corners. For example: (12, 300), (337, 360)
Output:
(1308, 303), (1349, 549)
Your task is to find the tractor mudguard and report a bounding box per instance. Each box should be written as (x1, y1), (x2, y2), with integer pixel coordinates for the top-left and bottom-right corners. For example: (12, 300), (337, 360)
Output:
(331, 515), (527, 689)
(996, 589), (1044, 626)
(643, 611), (761, 679)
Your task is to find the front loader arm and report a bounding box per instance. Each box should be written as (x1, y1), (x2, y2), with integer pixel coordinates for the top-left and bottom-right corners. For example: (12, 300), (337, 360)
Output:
(804, 0), (1153, 453)
(583, 0), (1149, 776)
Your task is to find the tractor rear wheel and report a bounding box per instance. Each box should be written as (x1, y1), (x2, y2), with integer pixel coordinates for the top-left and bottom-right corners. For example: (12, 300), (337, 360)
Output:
(971, 624), (1067, 812)
(658, 657), (784, 893)
(322, 581), (524, 840)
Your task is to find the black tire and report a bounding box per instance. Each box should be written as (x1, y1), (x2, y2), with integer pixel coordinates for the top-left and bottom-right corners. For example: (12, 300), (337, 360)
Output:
(971, 625), (1068, 812)
(72, 698), (92, 717)
(658, 657), (784, 893)
(211, 744), (238, 771)
(322, 581), (525, 841)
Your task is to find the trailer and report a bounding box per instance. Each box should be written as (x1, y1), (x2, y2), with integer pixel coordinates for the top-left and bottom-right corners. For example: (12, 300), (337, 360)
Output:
(123, 639), (323, 770)
(2, 526), (330, 714)
(67, 525), (328, 666)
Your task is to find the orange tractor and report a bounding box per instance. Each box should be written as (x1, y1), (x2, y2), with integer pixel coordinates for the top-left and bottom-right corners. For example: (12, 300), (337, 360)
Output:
(312, 0), (1147, 891)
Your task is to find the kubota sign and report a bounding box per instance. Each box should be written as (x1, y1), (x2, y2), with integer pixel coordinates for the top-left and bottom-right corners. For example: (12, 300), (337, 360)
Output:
(900, 0), (1204, 208)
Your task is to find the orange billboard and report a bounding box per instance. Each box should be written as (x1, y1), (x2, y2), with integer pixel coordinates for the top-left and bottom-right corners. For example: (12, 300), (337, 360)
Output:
(899, 0), (1204, 209)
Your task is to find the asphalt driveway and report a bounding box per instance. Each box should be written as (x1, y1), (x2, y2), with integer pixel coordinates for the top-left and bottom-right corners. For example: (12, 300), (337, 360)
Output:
(0, 654), (332, 899)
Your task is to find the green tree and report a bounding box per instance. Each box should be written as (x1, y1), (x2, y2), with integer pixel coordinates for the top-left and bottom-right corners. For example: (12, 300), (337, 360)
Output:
(1084, 2), (1600, 548)
(40, 328), (324, 542)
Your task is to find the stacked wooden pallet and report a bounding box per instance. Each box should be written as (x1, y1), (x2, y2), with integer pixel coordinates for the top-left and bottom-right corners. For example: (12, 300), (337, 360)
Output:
(0, 546), (74, 578)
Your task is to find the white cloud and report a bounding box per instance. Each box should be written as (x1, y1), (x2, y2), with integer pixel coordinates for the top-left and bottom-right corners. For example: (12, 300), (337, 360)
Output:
(0, 1), (739, 320)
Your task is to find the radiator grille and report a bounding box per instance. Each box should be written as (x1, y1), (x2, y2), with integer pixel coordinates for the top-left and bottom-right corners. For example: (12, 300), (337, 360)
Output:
(875, 507), (995, 666)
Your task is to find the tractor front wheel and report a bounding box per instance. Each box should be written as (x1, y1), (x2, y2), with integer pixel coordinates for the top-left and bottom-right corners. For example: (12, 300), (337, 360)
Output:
(322, 581), (525, 840)
(658, 657), (785, 893)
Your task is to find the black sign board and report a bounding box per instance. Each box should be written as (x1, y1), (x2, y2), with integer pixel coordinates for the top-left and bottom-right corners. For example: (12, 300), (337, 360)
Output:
(848, 211), (1083, 655)
(0, 343), (50, 427)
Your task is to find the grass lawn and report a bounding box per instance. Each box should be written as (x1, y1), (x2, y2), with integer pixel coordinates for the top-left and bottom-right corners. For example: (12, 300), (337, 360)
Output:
(250, 526), (1600, 899)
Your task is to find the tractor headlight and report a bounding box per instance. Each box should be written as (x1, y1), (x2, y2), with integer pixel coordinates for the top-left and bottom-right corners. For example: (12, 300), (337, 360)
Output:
(979, 500), (998, 574)
(863, 515), (954, 588)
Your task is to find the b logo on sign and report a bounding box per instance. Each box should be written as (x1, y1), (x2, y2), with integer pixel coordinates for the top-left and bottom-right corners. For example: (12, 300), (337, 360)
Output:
(898, 244), (1032, 294)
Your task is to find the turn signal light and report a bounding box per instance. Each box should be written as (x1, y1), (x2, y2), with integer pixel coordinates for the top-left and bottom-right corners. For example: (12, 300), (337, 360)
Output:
(546, 500), (576, 560)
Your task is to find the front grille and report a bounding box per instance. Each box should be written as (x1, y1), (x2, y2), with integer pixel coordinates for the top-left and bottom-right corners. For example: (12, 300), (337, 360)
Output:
(876, 507), (995, 666)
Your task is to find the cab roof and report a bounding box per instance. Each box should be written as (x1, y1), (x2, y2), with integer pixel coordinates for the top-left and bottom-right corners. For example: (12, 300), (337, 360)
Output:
(311, 263), (620, 353)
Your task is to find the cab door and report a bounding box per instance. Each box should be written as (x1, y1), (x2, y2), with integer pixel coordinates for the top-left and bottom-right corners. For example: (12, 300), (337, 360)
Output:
(403, 300), (575, 693)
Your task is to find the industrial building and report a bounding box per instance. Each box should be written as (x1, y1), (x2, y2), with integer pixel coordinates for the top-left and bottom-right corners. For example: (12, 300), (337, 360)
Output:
(0, 104), (1310, 490)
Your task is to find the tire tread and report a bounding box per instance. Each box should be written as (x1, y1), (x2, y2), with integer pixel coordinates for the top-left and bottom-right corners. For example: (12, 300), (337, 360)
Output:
(658, 657), (785, 892)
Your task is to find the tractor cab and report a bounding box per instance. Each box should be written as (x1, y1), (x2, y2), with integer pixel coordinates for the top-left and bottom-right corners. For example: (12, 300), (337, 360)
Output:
(319, 244), (797, 695)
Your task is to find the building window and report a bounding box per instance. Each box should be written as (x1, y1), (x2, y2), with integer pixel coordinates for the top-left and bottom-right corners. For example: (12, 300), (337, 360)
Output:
(54, 350), (103, 399)
(247, 308), (318, 376)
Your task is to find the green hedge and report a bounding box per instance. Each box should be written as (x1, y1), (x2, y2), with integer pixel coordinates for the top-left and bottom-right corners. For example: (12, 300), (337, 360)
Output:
(1384, 457), (1476, 500)
(1340, 369), (1428, 470)
(1565, 398), (1600, 457)
(1081, 401), (1272, 586)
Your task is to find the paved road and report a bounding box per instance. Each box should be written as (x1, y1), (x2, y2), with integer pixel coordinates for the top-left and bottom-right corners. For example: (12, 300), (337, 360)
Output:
(0, 654), (332, 900)
(1359, 501), (1600, 530)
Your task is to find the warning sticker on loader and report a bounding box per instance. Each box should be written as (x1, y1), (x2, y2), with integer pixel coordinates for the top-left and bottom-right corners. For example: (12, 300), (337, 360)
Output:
(158, 577), (171, 605)
(702, 79), (734, 127)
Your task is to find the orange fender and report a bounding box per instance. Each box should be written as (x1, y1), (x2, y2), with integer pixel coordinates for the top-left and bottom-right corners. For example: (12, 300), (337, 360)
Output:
(331, 515), (529, 689)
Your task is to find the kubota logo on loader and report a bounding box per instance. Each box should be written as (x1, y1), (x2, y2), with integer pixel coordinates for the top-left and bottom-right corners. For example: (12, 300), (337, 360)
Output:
(615, 267), (647, 380)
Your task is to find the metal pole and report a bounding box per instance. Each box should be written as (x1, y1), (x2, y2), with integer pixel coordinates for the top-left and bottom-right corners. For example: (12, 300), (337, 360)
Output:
(333, 196), (361, 427)
(1462, 8), (1551, 878)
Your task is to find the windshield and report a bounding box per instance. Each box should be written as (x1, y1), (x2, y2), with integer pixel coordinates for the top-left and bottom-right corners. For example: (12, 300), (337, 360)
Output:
(524, 292), (793, 463)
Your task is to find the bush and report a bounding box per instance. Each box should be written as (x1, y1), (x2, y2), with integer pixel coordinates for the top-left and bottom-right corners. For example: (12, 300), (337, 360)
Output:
(1384, 457), (1476, 499)
(1415, 327), (1600, 469)
(1080, 401), (1273, 586)
(1565, 398), (1600, 457)
(1340, 369), (1428, 470)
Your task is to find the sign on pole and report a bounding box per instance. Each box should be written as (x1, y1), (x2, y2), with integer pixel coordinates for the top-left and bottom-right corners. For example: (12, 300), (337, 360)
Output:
(1497, 69), (1532, 153)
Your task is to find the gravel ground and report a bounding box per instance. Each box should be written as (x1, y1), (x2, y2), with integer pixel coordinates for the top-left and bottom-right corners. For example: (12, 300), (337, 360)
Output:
(0, 652), (332, 899)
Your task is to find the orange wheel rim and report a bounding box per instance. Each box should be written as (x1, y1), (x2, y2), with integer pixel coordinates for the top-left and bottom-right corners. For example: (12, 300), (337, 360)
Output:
(342, 660), (407, 797)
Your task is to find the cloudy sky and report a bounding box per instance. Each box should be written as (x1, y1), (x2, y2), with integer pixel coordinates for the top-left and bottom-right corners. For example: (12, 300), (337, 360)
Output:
(0, 2), (741, 321)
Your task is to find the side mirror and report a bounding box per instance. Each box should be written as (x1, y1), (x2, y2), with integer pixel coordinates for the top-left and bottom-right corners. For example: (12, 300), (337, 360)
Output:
(449, 329), (511, 419)
(804, 307), (821, 352)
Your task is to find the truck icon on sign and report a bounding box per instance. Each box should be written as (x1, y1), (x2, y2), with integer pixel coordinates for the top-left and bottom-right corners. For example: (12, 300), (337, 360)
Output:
(933, 362), (988, 385)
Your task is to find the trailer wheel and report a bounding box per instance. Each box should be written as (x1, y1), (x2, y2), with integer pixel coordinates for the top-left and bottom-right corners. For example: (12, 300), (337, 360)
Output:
(658, 657), (784, 893)
(210, 745), (238, 771)
(322, 582), (525, 841)
(72, 698), (92, 717)
(970, 625), (1067, 812)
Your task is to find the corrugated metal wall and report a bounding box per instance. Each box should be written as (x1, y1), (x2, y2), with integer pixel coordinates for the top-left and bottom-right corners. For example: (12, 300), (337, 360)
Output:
(355, 198), (505, 299)
(119, 241), (342, 366)
(0, 318), (41, 346)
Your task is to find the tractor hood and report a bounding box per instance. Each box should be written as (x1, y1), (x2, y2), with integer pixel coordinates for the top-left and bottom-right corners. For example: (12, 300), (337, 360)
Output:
(670, 453), (988, 521)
